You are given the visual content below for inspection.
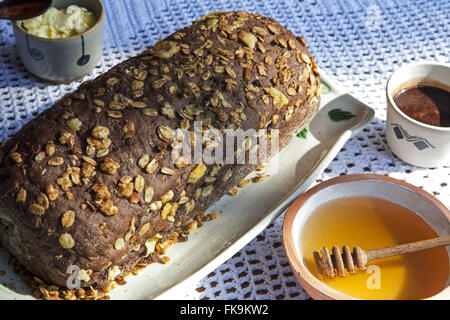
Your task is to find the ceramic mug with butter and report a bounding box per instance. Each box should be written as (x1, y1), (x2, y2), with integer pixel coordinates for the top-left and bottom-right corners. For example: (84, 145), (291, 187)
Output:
(12, 0), (104, 83)
(386, 61), (450, 168)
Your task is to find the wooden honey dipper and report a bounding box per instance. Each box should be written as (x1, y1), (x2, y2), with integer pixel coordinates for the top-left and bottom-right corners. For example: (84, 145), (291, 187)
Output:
(313, 235), (450, 279)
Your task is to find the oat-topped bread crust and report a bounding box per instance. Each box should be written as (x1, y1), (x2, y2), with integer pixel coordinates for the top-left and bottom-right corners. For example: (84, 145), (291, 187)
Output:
(0, 11), (320, 290)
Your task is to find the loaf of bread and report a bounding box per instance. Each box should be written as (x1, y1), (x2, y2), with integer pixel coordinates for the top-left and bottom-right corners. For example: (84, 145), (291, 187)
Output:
(0, 11), (320, 292)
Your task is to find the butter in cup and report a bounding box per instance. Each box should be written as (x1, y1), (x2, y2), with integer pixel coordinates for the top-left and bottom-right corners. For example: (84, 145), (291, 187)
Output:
(12, 0), (104, 84)
(386, 61), (450, 168)
(21, 5), (96, 39)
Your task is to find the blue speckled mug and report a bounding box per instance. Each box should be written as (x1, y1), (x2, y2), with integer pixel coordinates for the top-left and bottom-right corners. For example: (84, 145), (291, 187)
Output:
(12, 0), (104, 83)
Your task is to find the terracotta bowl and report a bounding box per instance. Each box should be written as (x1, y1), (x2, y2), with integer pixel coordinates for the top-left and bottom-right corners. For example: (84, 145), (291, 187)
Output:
(282, 174), (450, 300)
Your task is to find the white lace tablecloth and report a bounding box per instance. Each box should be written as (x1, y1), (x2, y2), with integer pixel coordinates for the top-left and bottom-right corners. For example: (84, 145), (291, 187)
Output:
(0, 0), (448, 300)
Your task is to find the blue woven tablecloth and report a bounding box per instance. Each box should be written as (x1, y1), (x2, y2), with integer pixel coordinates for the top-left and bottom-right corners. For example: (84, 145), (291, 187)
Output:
(0, 0), (448, 300)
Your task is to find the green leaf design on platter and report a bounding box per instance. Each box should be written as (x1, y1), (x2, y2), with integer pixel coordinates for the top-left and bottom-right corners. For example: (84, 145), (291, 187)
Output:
(321, 82), (331, 95)
(328, 108), (356, 122)
(296, 128), (308, 139)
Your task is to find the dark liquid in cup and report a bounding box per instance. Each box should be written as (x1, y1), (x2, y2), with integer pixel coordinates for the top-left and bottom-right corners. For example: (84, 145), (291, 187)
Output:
(393, 85), (450, 127)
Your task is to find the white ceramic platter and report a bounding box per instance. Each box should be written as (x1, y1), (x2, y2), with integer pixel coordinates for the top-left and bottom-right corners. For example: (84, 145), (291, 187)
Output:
(0, 69), (375, 300)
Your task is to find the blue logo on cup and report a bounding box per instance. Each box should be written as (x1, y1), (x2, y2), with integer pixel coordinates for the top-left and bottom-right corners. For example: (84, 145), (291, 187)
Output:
(392, 123), (434, 150)
(77, 35), (90, 66)
(25, 35), (44, 61)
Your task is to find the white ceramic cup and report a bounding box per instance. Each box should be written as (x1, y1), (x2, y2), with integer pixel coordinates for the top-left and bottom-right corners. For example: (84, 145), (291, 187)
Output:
(386, 61), (450, 168)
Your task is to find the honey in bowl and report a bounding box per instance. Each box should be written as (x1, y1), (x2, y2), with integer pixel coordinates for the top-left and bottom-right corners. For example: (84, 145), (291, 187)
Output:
(301, 196), (449, 300)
